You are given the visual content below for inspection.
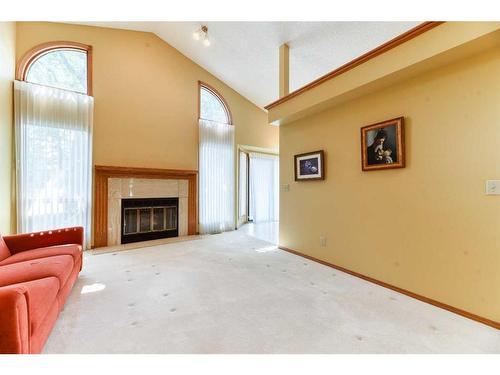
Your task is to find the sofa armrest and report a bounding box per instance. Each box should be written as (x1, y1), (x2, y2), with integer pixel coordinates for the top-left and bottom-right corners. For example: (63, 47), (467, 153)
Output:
(0, 285), (30, 354)
(3, 227), (84, 254)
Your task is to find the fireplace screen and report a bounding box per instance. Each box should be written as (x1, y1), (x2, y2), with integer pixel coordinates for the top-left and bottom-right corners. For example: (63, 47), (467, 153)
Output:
(121, 198), (178, 244)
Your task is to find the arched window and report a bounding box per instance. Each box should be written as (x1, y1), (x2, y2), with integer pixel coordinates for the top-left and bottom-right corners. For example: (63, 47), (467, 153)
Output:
(199, 82), (232, 125)
(17, 41), (92, 95)
(15, 41), (94, 248)
(198, 81), (234, 234)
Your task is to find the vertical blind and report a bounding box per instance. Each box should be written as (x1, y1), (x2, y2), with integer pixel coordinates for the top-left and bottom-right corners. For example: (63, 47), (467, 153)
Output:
(198, 119), (235, 234)
(249, 153), (279, 223)
(238, 151), (248, 221)
(14, 80), (93, 247)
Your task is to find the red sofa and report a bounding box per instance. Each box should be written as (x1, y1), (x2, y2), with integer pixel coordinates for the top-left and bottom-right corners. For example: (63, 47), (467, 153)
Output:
(0, 227), (83, 354)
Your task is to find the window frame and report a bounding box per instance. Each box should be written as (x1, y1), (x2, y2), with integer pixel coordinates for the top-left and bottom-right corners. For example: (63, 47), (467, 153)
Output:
(198, 81), (233, 125)
(16, 41), (93, 96)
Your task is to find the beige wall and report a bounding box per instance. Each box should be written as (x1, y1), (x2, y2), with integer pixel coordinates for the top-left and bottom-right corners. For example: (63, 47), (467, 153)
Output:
(280, 48), (500, 322)
(0, 22), (16, 235)
(15, 22), (278, 171)
(15, 22), (279, 239)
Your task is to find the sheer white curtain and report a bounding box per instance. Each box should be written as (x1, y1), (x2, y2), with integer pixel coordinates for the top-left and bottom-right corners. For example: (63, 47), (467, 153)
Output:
(249, 153), (279, 223)
(238, 151), (248, 223)
(14, 80), (93, 247)
(199, 119), (234, 234)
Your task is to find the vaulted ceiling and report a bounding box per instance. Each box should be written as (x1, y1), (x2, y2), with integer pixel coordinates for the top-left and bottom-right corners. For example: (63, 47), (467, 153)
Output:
(73, 22), (420, 108)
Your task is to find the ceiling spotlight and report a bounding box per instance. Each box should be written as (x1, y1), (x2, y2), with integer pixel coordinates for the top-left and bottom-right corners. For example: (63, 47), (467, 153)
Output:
(193, 25), (210, 47)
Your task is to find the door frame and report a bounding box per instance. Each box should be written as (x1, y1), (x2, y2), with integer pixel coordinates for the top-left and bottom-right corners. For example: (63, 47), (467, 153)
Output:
(236, 145), (279, 228)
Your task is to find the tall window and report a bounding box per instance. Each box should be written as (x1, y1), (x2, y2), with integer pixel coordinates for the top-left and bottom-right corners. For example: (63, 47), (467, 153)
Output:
(198, 83), (234, 234)
(15, 42), (93, 247)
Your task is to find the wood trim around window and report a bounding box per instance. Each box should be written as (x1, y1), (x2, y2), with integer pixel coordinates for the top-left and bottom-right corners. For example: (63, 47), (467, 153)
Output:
(93, 165), (198, 248)
(16, 41), (93, 96)
(198, 81), (233, 125)
(264, 21), (444, 110)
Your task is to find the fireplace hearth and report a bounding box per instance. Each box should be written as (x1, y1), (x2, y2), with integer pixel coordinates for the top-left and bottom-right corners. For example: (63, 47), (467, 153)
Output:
(121, 197), (179, 244)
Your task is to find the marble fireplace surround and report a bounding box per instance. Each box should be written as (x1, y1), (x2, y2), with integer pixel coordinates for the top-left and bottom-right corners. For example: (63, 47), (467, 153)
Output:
(93, 166), (197, 248)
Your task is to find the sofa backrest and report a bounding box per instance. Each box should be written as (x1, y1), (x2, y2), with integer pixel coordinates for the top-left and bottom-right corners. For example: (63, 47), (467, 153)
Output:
(0, 235), (11, 262)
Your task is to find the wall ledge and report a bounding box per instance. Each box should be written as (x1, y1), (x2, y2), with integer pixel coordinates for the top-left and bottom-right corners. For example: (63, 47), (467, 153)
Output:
(268, 22), (500, 125)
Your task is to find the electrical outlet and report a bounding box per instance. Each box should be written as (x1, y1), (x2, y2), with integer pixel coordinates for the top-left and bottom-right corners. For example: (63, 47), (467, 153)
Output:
(320, 236), (327, 247)
(486, 180), (500, 195)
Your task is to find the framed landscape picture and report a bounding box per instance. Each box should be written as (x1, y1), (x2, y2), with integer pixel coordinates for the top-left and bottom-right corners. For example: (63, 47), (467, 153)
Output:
(361, 117), (405, 171)
(294, 150), (325, 181)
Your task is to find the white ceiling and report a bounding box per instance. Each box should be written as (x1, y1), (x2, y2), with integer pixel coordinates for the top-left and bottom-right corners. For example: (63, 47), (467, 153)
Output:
(72, 22), (420, 108)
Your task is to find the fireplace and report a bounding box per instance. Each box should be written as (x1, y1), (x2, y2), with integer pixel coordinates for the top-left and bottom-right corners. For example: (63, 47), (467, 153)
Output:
(121, 197), (179, 244)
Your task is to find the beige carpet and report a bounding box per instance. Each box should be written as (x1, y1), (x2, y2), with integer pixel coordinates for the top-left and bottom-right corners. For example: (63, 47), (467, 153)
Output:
(44, 230), (500, 353)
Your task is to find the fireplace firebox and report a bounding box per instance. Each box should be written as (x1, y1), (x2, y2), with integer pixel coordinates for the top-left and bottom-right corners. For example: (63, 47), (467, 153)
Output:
(120, 197), (179, 244)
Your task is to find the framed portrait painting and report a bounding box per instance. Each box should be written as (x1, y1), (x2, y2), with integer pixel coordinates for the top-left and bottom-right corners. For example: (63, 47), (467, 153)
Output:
(361, 117), (405, 171)
(294, 150), (325, 181)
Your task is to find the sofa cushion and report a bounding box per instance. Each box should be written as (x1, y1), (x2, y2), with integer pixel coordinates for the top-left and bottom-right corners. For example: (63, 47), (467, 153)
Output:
(0, 236), (11, 262)
(0, 255), (74, 288)
(0, 244), (82, 266)
(56, 256), (81, 308)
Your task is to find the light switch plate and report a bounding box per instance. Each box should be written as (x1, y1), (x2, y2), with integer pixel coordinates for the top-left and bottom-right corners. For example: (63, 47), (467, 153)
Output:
(282, 184), (290, 192)
(485, 180), (500, 195)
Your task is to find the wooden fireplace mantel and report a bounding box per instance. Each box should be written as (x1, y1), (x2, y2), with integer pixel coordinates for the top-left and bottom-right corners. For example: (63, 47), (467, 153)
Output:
(93, 165), (198, 248)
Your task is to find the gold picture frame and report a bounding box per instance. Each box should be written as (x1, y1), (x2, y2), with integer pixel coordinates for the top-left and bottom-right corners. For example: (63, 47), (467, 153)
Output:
(361, 117), (405, 171)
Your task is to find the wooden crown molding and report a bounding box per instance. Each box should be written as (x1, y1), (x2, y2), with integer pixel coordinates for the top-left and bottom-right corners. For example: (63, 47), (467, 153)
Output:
(279, 246), (500, 330)
(93, 165), (198, 248)
(264, 22), (445, 110)
(16, 40), (93, 96)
